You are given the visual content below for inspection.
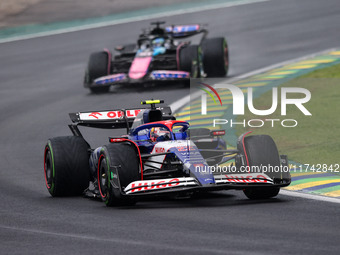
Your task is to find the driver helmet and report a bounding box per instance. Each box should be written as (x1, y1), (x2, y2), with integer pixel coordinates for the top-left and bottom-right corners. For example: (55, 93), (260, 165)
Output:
(140, 40), (150, 50)
(150, 127), (171, 142)
(152, 38), (165, 47)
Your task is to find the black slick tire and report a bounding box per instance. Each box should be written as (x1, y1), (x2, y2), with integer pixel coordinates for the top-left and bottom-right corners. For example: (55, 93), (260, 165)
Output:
(84, 51), (111, 93)
(179, 45), (201, 78)
(241, 135), (281, 199)
(44, 136), (91, 197)
(97, 143), (140, 206)
(202, 37), (229, 77)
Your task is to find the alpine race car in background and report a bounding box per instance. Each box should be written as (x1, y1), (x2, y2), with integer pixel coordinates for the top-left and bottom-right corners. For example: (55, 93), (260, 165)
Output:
(84, 21), (229, 93)
(44, 100), (291, 206)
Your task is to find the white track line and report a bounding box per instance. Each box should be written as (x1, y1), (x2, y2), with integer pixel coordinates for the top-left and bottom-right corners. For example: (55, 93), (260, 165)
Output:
(170, 47), (340, 204)
(0, 0), (269, 44)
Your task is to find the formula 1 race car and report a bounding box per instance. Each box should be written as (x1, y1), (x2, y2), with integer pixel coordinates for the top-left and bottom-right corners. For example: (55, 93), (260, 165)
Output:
(84, 21), (229, 93)
(43, 100), (291, 206)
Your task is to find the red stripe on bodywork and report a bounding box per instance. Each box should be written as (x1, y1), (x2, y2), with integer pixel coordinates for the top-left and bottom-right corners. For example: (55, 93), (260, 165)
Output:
(109, 138), (143, 180)
(97, 154), (107, 199)
(242, 131), (253, 171)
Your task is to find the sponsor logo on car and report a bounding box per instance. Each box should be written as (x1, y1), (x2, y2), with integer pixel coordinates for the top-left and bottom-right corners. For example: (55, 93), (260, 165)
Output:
(125, 178), (180, 194)
(151, 71), (189, 79)
(94, 73), (126, 85)
(214, 173), (273, 184)
(79, 109), (142, 120)
(124, 177), (198, 194)
(89, 112), (102, 119)
(166, 25), (200, 33)
(155, 147), (166, 153)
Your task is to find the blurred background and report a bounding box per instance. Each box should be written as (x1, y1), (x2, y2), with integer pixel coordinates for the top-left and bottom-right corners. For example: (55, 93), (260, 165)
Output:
(0, 0), (202, 28)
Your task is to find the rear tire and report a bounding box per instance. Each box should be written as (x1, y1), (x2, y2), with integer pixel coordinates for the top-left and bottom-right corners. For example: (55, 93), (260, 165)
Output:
(84, 51), (111, 93)
(202, 37), (229, 77)
(98, 143), (140, 206)
(179, 45), (202, 78)
(44, 136), (91, 197)
(241, 135), (281, 199)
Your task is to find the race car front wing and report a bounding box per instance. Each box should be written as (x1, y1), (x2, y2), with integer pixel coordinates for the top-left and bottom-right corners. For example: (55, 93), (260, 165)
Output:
(123, 173), (290, 196)
(92, 70), (191, 87)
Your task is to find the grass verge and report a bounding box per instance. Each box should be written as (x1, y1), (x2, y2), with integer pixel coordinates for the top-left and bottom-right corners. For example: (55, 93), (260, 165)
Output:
(236, 63), (340, 165)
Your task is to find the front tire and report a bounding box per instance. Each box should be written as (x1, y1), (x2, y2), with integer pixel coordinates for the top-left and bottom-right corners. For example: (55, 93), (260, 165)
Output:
(241, 135), (281, 199)
(97, 143), (140, 206)
(202, 37), (229, 77)
(84, 51), (111, 93)
(179, 45), (202, 78)
(44, 136), (91, 197)
(243, 187), (280, 200)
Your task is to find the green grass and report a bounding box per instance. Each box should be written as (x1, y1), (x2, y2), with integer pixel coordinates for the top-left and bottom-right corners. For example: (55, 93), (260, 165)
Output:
(236, 63), (340, 165)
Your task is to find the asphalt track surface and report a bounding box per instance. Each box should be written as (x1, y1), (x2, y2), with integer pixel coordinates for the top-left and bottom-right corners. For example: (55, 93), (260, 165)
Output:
(1, 0), (340, 254)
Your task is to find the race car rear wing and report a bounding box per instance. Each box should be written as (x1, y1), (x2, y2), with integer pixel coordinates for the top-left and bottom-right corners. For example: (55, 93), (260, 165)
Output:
(165, 24), (208, 40)
(68, 106), (173, 135)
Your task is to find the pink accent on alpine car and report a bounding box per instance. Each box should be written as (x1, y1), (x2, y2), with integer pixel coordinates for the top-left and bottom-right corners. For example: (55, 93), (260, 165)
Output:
(175, 25), (199, 32)
(128, 56), (152, 80)
(94, 73), (126, 85)
(166, 25), (200, 33)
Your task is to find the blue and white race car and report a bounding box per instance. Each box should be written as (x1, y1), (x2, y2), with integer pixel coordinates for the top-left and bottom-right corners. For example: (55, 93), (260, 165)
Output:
(44, 100), (291, 206)
(84, 21), (229, 93)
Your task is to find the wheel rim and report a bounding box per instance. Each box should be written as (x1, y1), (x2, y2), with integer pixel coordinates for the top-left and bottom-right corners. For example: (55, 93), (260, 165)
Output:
(191, 59), (198, 78)
(98, 155), (108, 198)
(44, 147), (53, 189)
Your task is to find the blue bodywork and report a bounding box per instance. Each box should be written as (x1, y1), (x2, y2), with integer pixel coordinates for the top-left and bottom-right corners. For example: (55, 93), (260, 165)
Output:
(128, 121), (215, 186)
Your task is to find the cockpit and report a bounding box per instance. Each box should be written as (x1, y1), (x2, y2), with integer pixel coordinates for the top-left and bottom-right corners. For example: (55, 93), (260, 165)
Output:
(130, 121), (189, 145)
